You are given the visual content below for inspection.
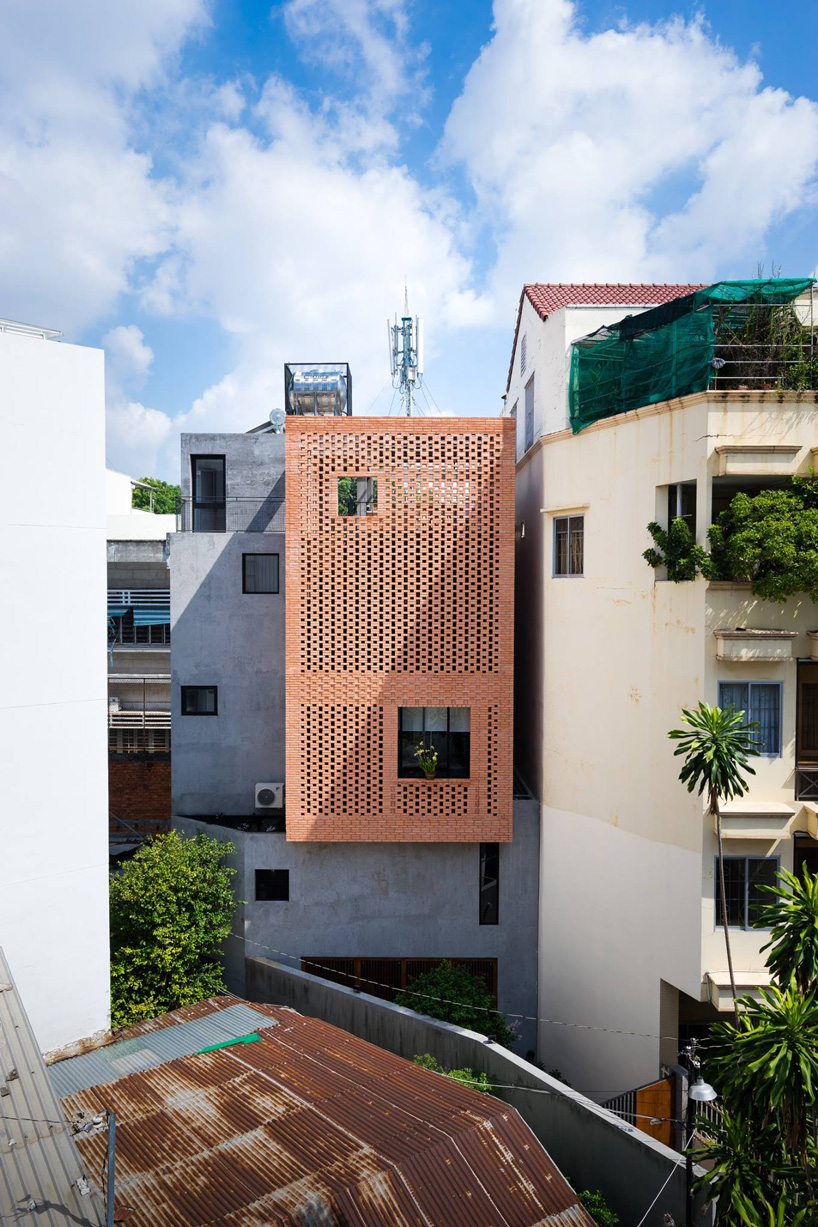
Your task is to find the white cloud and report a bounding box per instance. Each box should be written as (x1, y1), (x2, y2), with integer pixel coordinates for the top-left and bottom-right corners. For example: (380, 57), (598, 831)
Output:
(442, 0), (818, 298)
(104, 325), (154, 391)
(103, 325), (171, 476)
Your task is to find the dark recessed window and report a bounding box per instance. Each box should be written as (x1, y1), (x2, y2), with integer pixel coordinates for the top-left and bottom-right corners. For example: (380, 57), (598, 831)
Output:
(338, 476), (377, 516)
(715, 857), (778, 929)
(243, 553), (279, 594)
(181, 686), (218, 716)
(524, 374), (534, 451)
(191, 456), (226, 532)
(667, 481), (697, 538)
(398, 707), (470, 778)
(479, 843), (499, 925)
(256, 869), (289, 901)
(554, 515), (584, 576)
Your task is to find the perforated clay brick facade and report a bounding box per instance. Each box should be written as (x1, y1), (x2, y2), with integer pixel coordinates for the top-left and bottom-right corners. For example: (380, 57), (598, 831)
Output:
(285, 417), (515, 842)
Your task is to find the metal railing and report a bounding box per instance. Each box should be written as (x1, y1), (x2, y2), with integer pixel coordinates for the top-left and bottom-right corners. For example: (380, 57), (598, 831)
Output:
(178, 496), (285, 533)
(108, 589), (171, 645)
(709, 294), (816, 390)
(108, 675), (170, 734)
(796, 766), (818, 801)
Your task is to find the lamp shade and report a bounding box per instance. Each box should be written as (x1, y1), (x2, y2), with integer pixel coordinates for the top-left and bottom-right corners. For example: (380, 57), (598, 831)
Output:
(689, 1077), (718, 1103)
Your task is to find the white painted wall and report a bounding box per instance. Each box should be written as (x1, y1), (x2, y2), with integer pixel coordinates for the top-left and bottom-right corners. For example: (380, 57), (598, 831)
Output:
(0, 330), (110, 1052)
(516, 388), (818, 1094)
(106, 468), (176, 542)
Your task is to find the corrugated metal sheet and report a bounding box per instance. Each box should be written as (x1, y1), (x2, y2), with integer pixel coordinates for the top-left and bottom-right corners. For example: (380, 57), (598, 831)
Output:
(55, 996), (595, 1227)
(49, 1003), (277, 1097)
(0, 948), (104, 1227)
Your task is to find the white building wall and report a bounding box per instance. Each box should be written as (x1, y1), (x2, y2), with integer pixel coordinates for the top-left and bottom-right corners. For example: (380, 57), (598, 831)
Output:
(0, 329), (110, 1052)
(106, 467), (176, 541)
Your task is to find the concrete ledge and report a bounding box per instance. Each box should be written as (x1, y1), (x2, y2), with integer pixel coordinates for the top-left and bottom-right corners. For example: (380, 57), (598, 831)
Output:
(246, 956), (714, 1227)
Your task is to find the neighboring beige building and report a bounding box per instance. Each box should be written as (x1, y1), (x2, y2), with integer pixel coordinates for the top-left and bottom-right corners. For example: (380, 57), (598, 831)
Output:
(506, 282), (818, 1100)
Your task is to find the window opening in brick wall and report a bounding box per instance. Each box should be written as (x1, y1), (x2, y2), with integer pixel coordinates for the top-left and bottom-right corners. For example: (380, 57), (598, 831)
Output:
(479, 842), (499, 925)
(715, 856), (778, 929)
(181, 685), (218, 715)
(338, 476), (378, 516)
(553, 514), (584, 576)
(243, 553), (280, 593)
(256, 869), (289, 901)
(398, 706), (470, 778)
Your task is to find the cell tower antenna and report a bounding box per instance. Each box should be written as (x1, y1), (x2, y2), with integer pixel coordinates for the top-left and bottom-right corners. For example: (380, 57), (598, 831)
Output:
(387, 286), (423, 417)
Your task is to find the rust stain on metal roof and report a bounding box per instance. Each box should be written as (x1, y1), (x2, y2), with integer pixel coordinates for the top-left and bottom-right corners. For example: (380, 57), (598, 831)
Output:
(58, 996), (595, 1227)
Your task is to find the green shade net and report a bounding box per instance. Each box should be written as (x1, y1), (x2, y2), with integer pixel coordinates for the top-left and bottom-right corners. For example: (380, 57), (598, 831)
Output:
(568, 278), (815, 434)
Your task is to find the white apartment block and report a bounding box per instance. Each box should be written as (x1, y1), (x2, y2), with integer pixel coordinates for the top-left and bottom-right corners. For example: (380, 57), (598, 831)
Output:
(507, 282), (818, 1100)
(0, 319), (110, 1053)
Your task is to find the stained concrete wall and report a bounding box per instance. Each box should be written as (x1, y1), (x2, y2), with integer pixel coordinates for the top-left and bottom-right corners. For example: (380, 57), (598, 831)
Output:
(246, 958), (713, 1227)
(171, 432), (286, 816)
(177, 801), (540, 1054)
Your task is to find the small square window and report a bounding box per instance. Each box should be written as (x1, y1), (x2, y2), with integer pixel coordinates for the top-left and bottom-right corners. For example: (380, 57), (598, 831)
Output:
(715, 857), (778, 929)
(256, 869), (289, 901)
(554, 515), (584, 577)
(243, 553), (279, 594)
(338, 476), (378, 516)
(398, 707), (470, 778)
(181, 686), (218, 715)
(718, 681), (781, 756)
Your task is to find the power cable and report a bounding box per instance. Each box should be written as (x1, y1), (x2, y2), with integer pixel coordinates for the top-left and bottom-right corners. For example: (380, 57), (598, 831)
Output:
(633, 1132), (692, 1227)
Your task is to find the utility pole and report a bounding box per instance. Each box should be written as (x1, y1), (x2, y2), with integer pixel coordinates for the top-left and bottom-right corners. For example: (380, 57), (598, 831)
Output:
(388, 285), (424, 416)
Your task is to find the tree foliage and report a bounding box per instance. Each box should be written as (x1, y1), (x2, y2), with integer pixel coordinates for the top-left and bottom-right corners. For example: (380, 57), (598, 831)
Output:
(643, 517), (711, 582)
(110, 830), (238, 1028)
(393, 960), (517, 1048)
(412, 1052), (495, 1093)
(132, 476), (181, 515)
(692, 867), (818, 1223)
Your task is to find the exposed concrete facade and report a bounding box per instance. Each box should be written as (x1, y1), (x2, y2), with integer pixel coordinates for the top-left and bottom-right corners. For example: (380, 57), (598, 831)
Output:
(0, 327), (110, 1052)
(510, 291), (818, 1100)
(171, 424), (539, 1054)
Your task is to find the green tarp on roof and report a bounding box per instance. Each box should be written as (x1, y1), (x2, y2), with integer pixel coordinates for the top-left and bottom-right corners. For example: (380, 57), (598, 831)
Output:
(569, 278), (815, 434)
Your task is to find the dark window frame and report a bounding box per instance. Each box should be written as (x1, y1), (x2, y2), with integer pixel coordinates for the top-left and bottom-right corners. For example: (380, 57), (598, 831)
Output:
(190, 454), (226, 533)
(180, 685), (218, 716)
(479, 842), (499, 925)
(255, 869), (290, 901)
(553, 514), (584, 577)
(242, 552), (280, 594)
(714, 855), (779, 930)
(398, 706), (470, 779)
(717, 680), (782, 757)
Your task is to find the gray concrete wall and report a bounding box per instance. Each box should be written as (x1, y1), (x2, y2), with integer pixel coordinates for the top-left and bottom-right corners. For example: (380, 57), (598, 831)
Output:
(177, 800), (540, 1053)
(246, 958), (713, 1227)
(171, 432), (286, 815)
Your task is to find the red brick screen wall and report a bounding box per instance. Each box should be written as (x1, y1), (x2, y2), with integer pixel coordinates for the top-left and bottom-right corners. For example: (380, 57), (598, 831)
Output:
(285, 417), (514, 842)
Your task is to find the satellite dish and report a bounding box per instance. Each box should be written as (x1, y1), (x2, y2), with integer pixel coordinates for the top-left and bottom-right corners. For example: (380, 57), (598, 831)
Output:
(269, 407), (286, 434)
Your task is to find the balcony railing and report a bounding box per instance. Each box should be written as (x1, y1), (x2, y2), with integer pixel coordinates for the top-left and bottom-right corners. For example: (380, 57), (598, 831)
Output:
(108, 590), (170, 645)
(178, 496), (285, 533)
(108, 674), (170, 745)
(795, 767), (818, 801)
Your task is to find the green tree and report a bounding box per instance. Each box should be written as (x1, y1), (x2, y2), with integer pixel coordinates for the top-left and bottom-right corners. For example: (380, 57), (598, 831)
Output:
(692, 868), (818, 1224)
(394, 960), (517, 1047)
(110, 831), (238, 1027)
(669, 703), (761, 1005)
(643, 517), (712, 582)
(132, 476), (181, 515)
(412, 1053), (495, 1093)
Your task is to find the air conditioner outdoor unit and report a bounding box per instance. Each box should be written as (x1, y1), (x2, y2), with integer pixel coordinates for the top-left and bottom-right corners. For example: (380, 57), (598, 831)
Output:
(255, 783), (284, 810)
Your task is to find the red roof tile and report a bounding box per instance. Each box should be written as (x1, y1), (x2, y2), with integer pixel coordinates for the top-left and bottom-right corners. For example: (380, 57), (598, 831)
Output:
(505, 282), (706, 393)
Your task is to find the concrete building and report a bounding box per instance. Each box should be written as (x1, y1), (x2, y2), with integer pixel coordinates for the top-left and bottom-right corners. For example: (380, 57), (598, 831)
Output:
(506, 281), (818, 1098)
(171, 392), (539, 1051)
(0, 318), (110, 1053)
(106, 470), (175, 848)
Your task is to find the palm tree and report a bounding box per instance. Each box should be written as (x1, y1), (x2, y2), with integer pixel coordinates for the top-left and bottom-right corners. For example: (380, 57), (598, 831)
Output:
(669, 702), (761, 1008)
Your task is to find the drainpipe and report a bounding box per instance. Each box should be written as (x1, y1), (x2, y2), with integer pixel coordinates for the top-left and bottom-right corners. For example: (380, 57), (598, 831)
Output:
(106, 1111), (116, 1227)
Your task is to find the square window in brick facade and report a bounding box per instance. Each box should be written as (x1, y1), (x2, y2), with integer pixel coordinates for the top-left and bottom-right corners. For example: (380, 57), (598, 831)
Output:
(181, 685), (218, 715)
(243, 553), (279, 594)
(256, 869), (289, 901)
(399, 707), (470, 778)
(338, 476), (378, 516)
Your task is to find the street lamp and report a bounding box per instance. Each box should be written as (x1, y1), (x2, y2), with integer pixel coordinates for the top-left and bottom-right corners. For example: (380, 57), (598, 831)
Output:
(683, 1042), (718, 1227)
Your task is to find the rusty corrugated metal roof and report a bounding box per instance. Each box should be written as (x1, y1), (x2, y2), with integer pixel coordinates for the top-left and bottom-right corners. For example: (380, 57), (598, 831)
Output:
(55, 997), (595, 1227)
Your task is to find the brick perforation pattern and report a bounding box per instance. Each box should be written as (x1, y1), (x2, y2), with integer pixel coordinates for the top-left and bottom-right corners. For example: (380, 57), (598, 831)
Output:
(286, 418), (514, 842)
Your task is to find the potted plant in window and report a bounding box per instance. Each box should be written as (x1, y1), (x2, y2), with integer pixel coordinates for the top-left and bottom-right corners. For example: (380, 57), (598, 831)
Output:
(414, 742), (438, 780)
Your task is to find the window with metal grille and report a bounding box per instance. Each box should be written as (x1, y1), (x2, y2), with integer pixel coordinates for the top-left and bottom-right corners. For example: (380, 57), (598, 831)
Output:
(520, 333), (527, 376)
(338, 476), (378, 516)
(398, 707), (470, 778)
(243, 553), (279, 594)
(255, 869), (289, 901)
(181, 685), (218, 715)
(479, 843), (499, 925)
(554, 515), (584, 576)
(718, 682), (781, 756)
(524, 375), (534, 451)
(715, 857), (778, 929)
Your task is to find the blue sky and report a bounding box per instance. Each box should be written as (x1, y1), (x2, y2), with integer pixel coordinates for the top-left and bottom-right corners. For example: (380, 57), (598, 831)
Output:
(0, 0), (816, 480)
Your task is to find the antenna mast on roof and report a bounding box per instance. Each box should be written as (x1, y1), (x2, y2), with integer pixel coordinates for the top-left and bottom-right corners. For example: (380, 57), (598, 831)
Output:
(388, 283), (423, 416)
